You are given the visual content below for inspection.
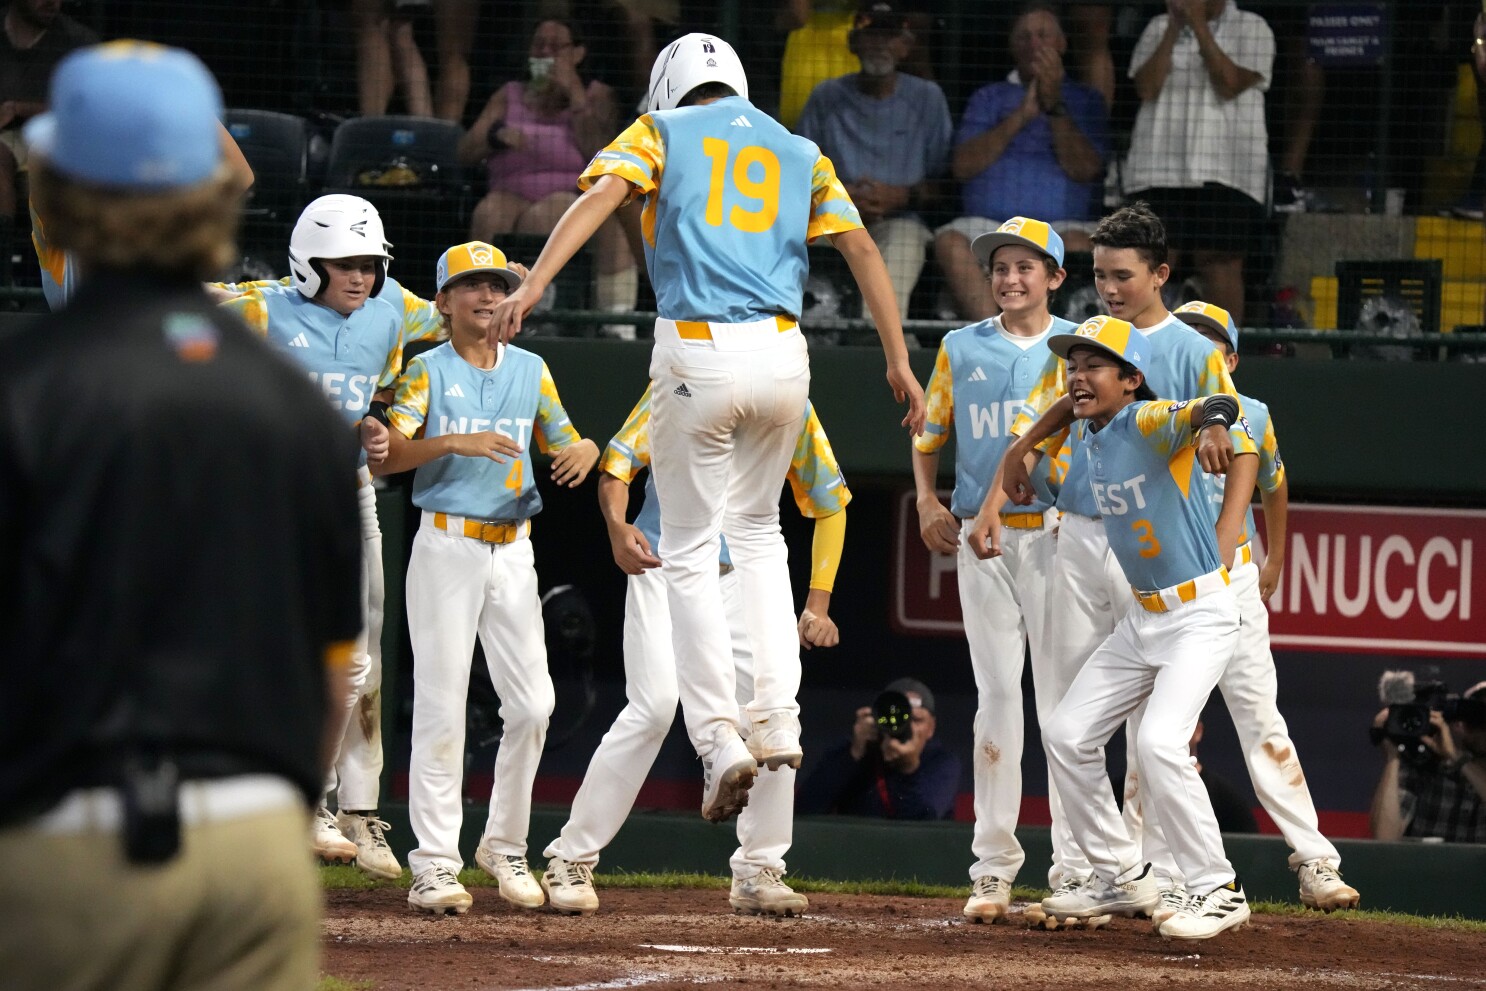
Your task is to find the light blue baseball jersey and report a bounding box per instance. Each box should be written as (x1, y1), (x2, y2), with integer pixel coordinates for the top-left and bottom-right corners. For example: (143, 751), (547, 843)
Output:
(219, 282), (403, 424)
(1201, 392), (1285, 545)
(915, 316), (1074, 518)
(1017, 312), (1237, 518)
(579, 95), (863, 323)
(388, 343), (580, 520)
(214, 275), (447, 344)
(1079, 399), (1256, 591)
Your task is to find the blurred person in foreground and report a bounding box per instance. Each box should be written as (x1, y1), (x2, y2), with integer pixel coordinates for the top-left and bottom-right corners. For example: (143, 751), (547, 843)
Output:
(0, 41), (362, 991)
(798, 678), (961, 820)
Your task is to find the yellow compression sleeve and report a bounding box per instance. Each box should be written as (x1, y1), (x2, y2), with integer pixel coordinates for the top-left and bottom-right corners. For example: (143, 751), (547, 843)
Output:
(808, 508), (846, 592)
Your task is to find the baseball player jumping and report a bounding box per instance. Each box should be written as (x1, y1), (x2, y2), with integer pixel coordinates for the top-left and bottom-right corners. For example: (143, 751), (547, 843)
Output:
(366, 241), (598, 915)
(541, 386), (849, 916)
(487, 34), (924, 823)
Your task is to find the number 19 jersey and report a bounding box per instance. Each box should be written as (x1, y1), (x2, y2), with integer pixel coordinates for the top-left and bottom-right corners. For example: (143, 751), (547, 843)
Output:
(579, 95), (863, 324)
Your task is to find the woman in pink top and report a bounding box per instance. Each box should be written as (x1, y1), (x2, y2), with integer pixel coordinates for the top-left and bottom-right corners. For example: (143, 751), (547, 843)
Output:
(459, 19), (637, 333)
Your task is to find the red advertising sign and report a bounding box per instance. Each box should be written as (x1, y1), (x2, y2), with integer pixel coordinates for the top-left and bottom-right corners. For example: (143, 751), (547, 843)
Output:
(893, 494), (1485, 655)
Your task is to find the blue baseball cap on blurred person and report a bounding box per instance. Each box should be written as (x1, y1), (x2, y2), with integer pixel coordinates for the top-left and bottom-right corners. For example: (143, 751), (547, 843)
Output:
(25, 40), (223, 190)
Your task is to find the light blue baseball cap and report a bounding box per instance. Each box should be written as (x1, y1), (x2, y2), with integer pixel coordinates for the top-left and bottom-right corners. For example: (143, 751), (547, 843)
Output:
(25, 40), (223, 190)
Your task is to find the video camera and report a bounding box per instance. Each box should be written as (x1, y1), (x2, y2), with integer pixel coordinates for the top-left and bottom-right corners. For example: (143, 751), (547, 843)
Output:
(1374, 670), (1486, 762)
(872, 690), (916, 744)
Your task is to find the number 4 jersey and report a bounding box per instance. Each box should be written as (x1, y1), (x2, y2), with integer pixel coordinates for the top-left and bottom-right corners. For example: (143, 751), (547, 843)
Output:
(579, 94), (863, 324)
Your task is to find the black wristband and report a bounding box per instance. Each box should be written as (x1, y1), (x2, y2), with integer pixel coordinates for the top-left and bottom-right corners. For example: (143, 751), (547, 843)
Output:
(367, 400), (391, 428)
(1198, 394), (1239, 431)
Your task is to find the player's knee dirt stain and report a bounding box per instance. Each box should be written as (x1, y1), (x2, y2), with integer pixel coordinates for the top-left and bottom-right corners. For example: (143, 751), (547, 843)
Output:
(1262, 740), (1305, 788)
(983, 743), (1000, 765)
(1123, 771), (1139, 804)
(358, 690), (379, 741)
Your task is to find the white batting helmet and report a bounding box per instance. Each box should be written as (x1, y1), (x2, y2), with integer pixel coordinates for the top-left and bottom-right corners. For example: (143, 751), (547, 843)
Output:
(646, 33), (748, 113)
(288, 194), (393, 300)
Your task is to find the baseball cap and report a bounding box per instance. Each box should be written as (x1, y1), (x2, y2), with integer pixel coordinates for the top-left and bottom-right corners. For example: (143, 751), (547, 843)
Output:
(1048, 315), (1149, 375)
(25, 41), (223, 190)
(1174, 301), (1239, 351)
(971, 216), (1066, 268)
(884, 677), (935, 715)
(854, 1), (908, 32)
(435, 241), (524, 293)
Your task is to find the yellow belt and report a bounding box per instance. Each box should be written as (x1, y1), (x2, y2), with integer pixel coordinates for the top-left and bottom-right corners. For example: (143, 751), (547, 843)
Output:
(675, 315), (797, 341)
(1133, 567), (1230, 614)
(1000, 512), (1044, 530)
(432, 512), (528, 544)
(1235, 542), (1253, 567)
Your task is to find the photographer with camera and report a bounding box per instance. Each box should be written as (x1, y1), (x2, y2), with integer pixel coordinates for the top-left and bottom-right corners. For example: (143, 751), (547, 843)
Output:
(1369, 675), (1486, 843)
(797, 678), (961, 820)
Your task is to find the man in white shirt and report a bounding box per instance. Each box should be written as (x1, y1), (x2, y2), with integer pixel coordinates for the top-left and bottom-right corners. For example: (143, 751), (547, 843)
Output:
(1123, 0), (1274, 325)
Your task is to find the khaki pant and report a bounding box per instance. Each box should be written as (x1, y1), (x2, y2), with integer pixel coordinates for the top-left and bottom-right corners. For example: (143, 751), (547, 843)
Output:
(0, 806), (320, 991)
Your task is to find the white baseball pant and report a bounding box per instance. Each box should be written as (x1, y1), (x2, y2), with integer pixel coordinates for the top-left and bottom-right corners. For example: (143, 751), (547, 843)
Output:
(405, 516), (555, 876)
(1137, 548), (1339, 881)
(1038, 511), (1130, 886)
(544, 567), (793, 877)
(1043, 574), (1240, 896)
(322, 469), (379, 807)
(958, 517), (1053, 884)
(648, 318), (809, 758)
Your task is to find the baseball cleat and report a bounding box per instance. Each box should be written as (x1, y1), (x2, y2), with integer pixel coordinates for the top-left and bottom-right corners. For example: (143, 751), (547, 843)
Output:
(1298, 859), (1360, 911)
(1159, 880), (1249, 940)
(1150, 882), (1188, 929)
(336, 812), (402, 880)
(408, 865), (472, 915)
(475, 848), (545, 909)
(701, 732), (758, 823)
(542, 856), (600, 916)
(746, 711), (804, 771)
(730, 869), (808, 917)
(963, 875), (1012, 923)
(312, 806), (357, 863)
(1040, 863), (1159, 920)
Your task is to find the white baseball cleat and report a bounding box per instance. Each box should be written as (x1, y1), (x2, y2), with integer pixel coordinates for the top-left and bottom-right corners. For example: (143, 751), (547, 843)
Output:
(336, 812), (402, 880)
(408, 865), (473, 915)
(1159, 880), (1249, 940)
(1041, 863), (1159, 920)
(701, 731), (758, 823)
(1027, 875), (1112, 930)
(542, 856), (600, 916)
(475, 848), (545, 909)
(746, 711), (804, 771)
(730, 869), (808, 917)
(1298, 859), (1360, 911)
(1150, 882), (1188, 928)
(963, 875), (1012, 923)
(312, 806), (357, 863)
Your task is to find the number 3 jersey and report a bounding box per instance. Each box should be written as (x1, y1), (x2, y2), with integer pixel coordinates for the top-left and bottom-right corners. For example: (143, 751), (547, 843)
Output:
(1077, 399), (1256, 591)
(579, 95), (863, 323)
(388, 343), (581, 520)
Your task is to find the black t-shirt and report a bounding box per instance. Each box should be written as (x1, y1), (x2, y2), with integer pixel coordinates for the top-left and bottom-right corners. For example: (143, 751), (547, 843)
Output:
(0, 271), (362, 823)
(0, 15), (99, 111)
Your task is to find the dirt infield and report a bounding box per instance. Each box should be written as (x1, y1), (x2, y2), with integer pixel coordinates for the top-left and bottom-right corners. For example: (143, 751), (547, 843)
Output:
(322, 885), (1486, 990)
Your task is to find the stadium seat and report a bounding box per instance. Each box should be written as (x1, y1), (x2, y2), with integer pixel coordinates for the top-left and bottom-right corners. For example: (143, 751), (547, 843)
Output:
(225, 109), (312, 272)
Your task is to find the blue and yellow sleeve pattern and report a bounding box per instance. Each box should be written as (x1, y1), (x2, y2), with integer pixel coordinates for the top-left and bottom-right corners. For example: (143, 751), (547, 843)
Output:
(1135, 399), (1258, 495)
(218, 288), (271, 337)
(1200, 348), (1240, 399)
(388, 357), (430, 439)
(375, 332), (406, 391)
(599, 386), (653, 483)
(806, 153), (863, 243)
(580, 115), (663, 203)
(1011, 354), (1069, 457)
(534, 362), (581, 454)
(913, 342), (954, 454)
(786, 403), (853, 518)
(209, 276), (287, 295)
(398, 285), (447, 343)
(1255, 413), (1285, 494)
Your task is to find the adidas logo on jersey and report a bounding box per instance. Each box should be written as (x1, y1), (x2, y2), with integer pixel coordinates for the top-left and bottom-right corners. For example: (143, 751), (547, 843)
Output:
(967, 366), (988, 382)
(729, 115), (752, 128)
(673, 383), (692, 397)
(288, 333), (309, 348)
(445, 383), (465, 398)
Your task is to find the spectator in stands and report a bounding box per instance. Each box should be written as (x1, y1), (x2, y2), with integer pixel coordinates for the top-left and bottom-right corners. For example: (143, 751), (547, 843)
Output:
(932, 3), (1107, 321)
(1123, 0), (1274, 324)
(797, 678), (961, 821)
(353, 0), (433, 118)
(796, 1), (951, 324)
(1458, 9), (1486, 220)
(1370, 683), (1486, 843)
(0, 0), (95, 284)
(778, 0), (861, 130)
(458, 18), (635, 334)
(430, 0), (476, 122)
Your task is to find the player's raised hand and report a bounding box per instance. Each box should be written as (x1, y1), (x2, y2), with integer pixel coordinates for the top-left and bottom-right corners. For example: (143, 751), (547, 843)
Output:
(448, 430), (522, 463)
(551, 438), (599, 487)
(966, 510), (1003, 560)
(1196, 422), (1235, 474)
(490, 279), (545, 346)
(888, 362), (927, 435)
(359, 416), (390, 464)
(608, 523), (661, 574)
(916, 497), (960, 556)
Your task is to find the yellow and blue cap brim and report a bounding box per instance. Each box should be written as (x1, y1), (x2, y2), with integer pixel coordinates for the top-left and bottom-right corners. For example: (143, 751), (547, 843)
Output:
(1174, 301), (1238, 350)
(436, 241), (523, 293)
(1048, 315), (1148, 374)
(971, 216), (1065, 267)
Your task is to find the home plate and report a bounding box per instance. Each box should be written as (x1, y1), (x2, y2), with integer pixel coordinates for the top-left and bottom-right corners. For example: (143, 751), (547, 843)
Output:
(639, 945), (833, 955)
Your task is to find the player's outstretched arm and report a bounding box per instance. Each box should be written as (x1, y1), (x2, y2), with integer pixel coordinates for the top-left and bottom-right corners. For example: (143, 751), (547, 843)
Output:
(597, 472), (660, 574)
(1257, 475), (1288, 602)
(1214, 451), (1257, 574)
(489, 174), (632, 346)
(799, 507), (845, 650)
(832, 227), (926, 435)
(911, 446), (959, 555)
(372, 429), (522, 476)
(1000, 395), (1072, 506)
(550, 437), (599, 487)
